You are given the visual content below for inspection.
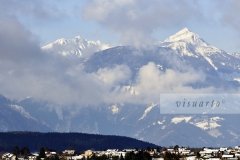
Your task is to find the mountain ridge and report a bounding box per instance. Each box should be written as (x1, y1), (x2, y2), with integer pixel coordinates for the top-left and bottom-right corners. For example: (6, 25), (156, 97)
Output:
(1, 28), (240, 147)
(0, 95), (51, 132)
(42, 36), (110, 58)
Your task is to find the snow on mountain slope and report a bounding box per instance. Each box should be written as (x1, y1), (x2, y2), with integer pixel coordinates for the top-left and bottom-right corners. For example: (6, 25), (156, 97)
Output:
(162, 28), (221, 54)
(42, 36), (110, 58)
(161, 28), (221, 68)
(109, 104), (120, 114)
(160, 28), (240, 81)
(164, 28), (208, 46)
(138, 103), (157, 121)
(171, 116), (192, 124)
(10, 104), (37, 121)
(0, 95), (51, 132)
(190, 116), (223, 130)
(228, 52), (240, 59)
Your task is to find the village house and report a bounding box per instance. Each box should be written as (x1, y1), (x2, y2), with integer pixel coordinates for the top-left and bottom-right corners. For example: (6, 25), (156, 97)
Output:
(1, 153), (15, 160)
(220, 147), (228, 151)
(178, 147), (191, 155)
(65, 155), (83, 160)
(235, 146), (240, 151)
(84, 150), (92, 157)
(62, 150), (75, 155)
(5, 145), (240, 160)
(44, 151), (56, 158)
(27, 154), (37, 160)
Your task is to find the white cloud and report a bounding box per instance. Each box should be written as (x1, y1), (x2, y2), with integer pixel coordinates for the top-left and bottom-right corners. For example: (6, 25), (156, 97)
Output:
(216, 1), (240, 32)
(216, 0), (240, 49)
(82, 0), (205, 48)
(0, 0), (64, 22)
(93, 65), (131, 86)
(131, 62), (214, 104)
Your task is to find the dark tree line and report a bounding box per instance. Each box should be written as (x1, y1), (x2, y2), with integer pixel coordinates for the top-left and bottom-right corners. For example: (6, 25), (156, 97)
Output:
(0, 132), (160, 152)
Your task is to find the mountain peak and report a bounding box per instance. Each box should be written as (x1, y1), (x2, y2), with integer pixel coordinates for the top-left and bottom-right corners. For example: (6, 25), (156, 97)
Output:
(164, 28), (206, 45)
(42, 36), (110, 58)
(179, 27), (190, 32)
(75, 36), (82, 39)
(55, 38), (67, 45)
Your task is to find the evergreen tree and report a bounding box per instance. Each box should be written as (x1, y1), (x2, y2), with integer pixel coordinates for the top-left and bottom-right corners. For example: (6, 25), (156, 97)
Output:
(13, 146), (20, 156)
(54, 155), (60, 160)
(112, 156), (119, 160)
(141, 151), (151, 160)
(39, 148), (46, 158)
(13, 146), (20, 160)
(44, 147), (49, 152)
(21, 147), (30, 156)
(174, 145), (179, 151)
(147, 146), (151, 151)
(119, 154), (124, 160)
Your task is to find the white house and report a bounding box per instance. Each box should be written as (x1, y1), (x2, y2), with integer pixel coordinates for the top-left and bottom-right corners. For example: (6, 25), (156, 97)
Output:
(186, 156), (196, 160)
(2, 153), (16, 160)
(123, 149), (136, 152)
(220, 148), (228, 151)
(222, 154), (234, 158)
(208, 158), (220, 160)
(63, 150), (75, 155)
(28, 154), (37, 160)
(235, 153), (240, 158)
(84, 150), (93, 157)
(65, 155), (83, 160)
(235, 146), (240, 150)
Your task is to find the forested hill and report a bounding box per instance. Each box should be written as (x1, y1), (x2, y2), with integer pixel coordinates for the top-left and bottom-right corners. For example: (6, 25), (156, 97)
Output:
(0, 132), (160, 152)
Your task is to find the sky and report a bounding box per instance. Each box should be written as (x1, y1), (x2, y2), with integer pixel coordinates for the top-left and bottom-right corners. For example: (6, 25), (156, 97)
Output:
(0, 0), (240, 108)
(1, 0), (240, 52)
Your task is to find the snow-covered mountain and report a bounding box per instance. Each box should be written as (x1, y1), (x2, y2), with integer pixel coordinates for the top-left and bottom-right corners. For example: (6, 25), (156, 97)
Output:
(0, 95), (51, 132)
(3, 28), (240, 147)
(42, 36), (110, 58)
(160, 28), (240, 81)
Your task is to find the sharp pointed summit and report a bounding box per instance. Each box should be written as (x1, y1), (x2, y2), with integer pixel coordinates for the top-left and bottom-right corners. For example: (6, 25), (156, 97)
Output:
(164, 28), (207, 46)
